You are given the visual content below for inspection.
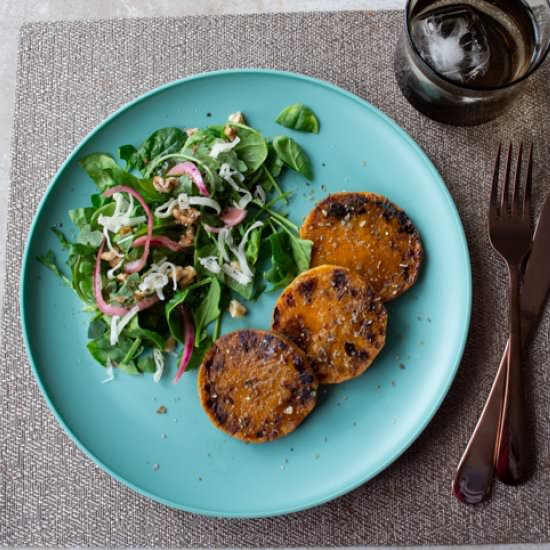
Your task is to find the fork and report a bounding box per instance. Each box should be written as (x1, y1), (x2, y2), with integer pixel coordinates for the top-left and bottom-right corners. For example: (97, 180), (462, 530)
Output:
(452, 144), (534, 503)
(489, 143), (533, 485)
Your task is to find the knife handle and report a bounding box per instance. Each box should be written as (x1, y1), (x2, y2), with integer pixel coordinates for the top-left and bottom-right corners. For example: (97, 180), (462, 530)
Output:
(451, 344), (506, 504)
(452, 308), (535, 504)
(495, 267), (532, 484)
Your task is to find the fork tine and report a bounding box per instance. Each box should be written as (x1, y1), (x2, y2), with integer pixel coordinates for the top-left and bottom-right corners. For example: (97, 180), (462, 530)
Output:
(490, 144), (502, 214)
(512, 143), (523, 216)
(523, 144), (533, 220)
(501, 143), (513, 214)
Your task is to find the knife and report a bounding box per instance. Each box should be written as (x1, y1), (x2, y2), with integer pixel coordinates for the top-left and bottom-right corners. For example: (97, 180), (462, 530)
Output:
(452, 191), (550, 504)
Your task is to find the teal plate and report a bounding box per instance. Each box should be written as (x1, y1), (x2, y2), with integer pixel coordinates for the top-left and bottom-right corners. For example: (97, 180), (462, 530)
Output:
(21, 69), (471, 518)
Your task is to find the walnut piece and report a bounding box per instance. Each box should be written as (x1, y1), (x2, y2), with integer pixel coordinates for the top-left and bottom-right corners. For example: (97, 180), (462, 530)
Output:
(100, 249), (121, 267)
(224, 126), (237, 141)
(172, 207), (200, 225)
(174, 265), (197, 288)
(178, 226), (196, 248)
(153, 175), (178, 193)
(228, 112), (245, 124)
(228, 299), (247, 318)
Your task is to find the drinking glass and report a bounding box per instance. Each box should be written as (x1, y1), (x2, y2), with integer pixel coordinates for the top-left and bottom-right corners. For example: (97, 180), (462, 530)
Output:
(394, 0), (550, 125)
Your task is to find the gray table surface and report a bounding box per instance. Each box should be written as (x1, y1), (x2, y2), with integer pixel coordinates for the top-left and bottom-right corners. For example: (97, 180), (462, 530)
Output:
(0, 1), (548, 548)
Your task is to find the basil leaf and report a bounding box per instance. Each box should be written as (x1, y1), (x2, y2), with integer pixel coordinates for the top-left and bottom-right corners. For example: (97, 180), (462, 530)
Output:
(272, 136), (314, 180)
(275, 103), (320, 134)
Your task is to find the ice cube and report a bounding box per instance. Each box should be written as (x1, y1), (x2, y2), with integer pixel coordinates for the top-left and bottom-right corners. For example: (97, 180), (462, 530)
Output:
(411, 7), (491, 83)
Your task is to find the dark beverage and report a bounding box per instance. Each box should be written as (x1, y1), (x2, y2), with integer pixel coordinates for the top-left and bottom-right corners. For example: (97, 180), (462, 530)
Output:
(394, 0), (550, 125)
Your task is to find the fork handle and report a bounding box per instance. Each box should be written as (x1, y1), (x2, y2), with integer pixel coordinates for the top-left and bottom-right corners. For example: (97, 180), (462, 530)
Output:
(452, 344), (506, 504)
(495, 266), (531, 484)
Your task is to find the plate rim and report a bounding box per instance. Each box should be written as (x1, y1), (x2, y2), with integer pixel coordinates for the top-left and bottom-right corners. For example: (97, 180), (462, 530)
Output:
(19, 67), (472, 518)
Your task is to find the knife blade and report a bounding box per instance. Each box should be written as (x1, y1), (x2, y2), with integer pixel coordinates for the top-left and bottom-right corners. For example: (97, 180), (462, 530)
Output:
(520, 191), (550, 338)
(452, 190), (550, 504)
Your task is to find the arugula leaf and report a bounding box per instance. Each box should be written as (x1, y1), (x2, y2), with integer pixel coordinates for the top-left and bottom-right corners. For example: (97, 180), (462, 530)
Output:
(37, 250), (72, 287)
(68, 207), (94, 228)
(272, 136), (314, 180)
(228, 123), (268, 173)
(51, 227), (71, 249)
(76, 224), (103, 247)
(275, 103), (320, 133)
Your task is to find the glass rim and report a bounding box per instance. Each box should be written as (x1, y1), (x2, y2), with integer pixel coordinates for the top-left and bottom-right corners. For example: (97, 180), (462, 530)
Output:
(404, 0), (550, 92)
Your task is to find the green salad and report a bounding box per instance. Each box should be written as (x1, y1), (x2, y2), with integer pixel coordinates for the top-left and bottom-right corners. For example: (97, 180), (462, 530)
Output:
(40, 106), (321, 383)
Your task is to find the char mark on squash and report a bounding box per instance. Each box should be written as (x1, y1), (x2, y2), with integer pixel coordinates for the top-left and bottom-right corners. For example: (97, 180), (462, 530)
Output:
(238, 330), (258, 353)
(285, 293), (296, 307)
(297, 278), (317, 303)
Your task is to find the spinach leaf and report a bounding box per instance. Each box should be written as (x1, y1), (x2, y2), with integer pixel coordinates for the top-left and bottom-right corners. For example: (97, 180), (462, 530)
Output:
(88, 316), (107, 339)
(193, 278), (222, 345)
(87, 333), (133, 367)
(126, 315), (166, 350)
(131, 127), (187, 173)
(265, 143), (284, 179)
(264, 231), (296, 290)
(183, 335), (213, 371)
(263, 227), (313, 290)
(37, 250), (72, 287)
(137, 354), (157, 373)
(272, 136), (314, 180)
(80, 153), (122, 191)
(80, 153), (164, 203)
(245, 226), (262, 265)
(275, 103), (320, 133)
(289, 234), (313, 273)
(165, 279), (213, 343)
(228, 123), (268, 173)
(118, 144), (139, 171)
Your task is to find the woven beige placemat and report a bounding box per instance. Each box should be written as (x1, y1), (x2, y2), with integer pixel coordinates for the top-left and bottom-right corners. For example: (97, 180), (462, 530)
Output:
(1, 11), (550, 546)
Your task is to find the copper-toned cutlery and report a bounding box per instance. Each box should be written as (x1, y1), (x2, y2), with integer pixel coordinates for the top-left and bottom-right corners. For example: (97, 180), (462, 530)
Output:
(452, 144), (544, 504)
